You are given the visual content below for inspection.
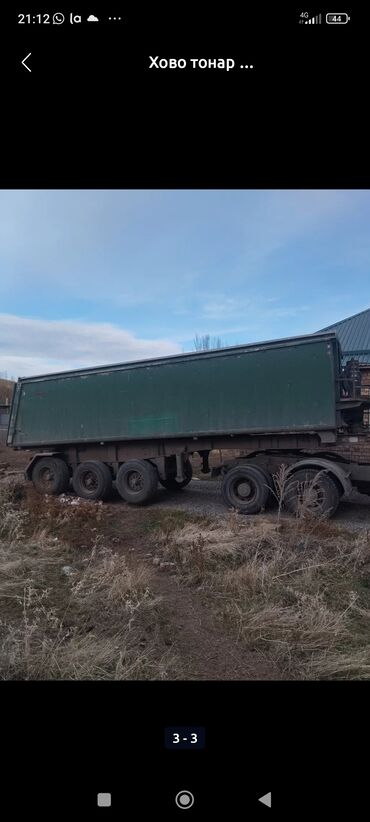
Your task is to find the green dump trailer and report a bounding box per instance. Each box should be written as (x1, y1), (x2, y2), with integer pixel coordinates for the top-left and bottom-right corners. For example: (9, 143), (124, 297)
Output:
(7, 332), (370, 517)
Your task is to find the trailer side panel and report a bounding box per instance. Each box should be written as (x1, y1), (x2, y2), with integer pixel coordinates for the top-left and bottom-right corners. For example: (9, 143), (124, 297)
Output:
(7, 334), (339, 447)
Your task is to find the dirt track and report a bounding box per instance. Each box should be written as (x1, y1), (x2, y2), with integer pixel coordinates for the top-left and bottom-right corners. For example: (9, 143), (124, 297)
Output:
(107, 505), (282, 680)
(3, 442), (370, 680)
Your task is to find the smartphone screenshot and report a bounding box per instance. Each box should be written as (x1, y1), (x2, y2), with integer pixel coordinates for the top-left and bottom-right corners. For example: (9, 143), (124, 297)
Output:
(2, 6), (369, 818)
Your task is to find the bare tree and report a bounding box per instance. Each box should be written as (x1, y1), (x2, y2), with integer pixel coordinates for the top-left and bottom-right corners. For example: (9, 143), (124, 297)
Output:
(193, 334), (224, 351)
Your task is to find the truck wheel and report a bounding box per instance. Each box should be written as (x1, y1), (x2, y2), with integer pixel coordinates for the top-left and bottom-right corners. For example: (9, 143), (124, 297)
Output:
(221, 465), (269, 514)
(116, 459), (158, 504)
(32, 457), (70, 495)
(284, 468), (340, 518)
(159, 459), (193, 491)
(72, 461), (112, 500)
(242, 463), (273, 493)
(252, 465), (275, 508)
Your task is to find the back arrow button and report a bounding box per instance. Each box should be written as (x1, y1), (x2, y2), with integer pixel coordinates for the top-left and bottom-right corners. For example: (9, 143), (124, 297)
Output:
(21, 53), (32, 72)
(258, 792), (271, 808)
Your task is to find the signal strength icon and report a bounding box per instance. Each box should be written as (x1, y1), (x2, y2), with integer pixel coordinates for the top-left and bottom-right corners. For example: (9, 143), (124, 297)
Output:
(300, 13), (322, 24)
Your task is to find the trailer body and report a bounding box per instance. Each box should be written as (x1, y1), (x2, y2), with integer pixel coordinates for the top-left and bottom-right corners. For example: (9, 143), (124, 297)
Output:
(7, 333), (341, 448)
(7, 331), (370, 517)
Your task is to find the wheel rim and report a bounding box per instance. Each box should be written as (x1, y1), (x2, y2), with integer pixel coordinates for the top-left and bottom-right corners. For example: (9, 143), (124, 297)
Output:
(296, 480), (324, 511)
(81, 470), (99, 492)
(127, 470), (144, 492)
(39, 467), (55, 489)
(230, 477), (257, 504)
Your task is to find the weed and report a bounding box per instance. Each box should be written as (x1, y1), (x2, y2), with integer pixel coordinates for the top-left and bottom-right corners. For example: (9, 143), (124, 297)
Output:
(0, 482), (179, 680)
(152, 512), (370, 679)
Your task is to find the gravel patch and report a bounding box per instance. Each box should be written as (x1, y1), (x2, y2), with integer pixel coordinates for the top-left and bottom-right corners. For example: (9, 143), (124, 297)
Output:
(154, 480), (370, 531)
(4, 472), (370, 531)
(154, 479), (226, 518)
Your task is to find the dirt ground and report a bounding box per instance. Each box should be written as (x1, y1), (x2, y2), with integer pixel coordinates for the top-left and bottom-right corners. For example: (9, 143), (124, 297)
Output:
(104, 504), (281, 680)
(0, 444), (280, 679)
(2, 443), (370, 680)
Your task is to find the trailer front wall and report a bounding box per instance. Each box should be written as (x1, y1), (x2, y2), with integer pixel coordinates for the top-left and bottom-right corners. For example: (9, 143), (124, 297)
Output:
(8, 337), (338, 447)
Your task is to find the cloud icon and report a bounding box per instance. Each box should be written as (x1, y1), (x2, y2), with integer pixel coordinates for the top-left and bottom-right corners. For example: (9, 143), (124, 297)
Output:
(87, 14), (99, 22)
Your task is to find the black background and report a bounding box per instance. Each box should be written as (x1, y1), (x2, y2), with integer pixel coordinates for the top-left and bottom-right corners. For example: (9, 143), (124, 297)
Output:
(6, 5), (369, 186)
(3, 681), (368, 817)
(3, 5), (370, 818)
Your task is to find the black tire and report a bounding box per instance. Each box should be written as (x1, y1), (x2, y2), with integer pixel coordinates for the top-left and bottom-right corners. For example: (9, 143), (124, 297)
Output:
(116, 459), (158, 505)
(241, 463), (274, 492)
(284, 468), (340, 518)
(234, 461), (274, 508)
(72, 461), (112, 501)
(32, 457), (70, 496)
(221, 465), (270, 514)
(159, 459), (193, 491)
(251, 464), (275, 508)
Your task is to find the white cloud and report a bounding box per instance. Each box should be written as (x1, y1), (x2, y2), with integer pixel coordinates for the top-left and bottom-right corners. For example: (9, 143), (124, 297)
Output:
(0, 314), (181, 378)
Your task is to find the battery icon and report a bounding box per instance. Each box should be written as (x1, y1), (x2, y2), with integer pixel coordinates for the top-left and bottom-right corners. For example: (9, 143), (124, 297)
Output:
(326, 13), (350, 23)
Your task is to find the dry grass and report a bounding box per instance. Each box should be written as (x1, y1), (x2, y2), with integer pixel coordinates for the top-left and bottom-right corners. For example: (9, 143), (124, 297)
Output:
(3, 469), (370, 681)
(153, 507), (370, 679)
(0, 481), (178, 680)
(0, 377), (14, 405)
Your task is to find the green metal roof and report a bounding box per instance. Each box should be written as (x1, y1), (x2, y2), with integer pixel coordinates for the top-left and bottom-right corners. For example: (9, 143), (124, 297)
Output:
(317, 308), (370, 364)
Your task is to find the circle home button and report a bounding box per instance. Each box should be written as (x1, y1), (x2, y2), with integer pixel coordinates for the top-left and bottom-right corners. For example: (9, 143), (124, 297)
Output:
(175, 790), (195, 809)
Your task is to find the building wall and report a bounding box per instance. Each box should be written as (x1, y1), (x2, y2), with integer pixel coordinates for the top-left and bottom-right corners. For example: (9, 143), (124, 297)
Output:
(361, 366), (370, 387)
(323, 437), (370, 463)
(361, 366), (370, 428)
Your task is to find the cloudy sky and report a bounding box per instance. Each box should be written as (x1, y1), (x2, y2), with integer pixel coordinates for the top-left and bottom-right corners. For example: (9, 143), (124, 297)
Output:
(1, 189), (369, 378)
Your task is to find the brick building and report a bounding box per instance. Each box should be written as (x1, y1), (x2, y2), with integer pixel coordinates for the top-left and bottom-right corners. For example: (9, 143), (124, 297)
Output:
(317, 308), (370, 427)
